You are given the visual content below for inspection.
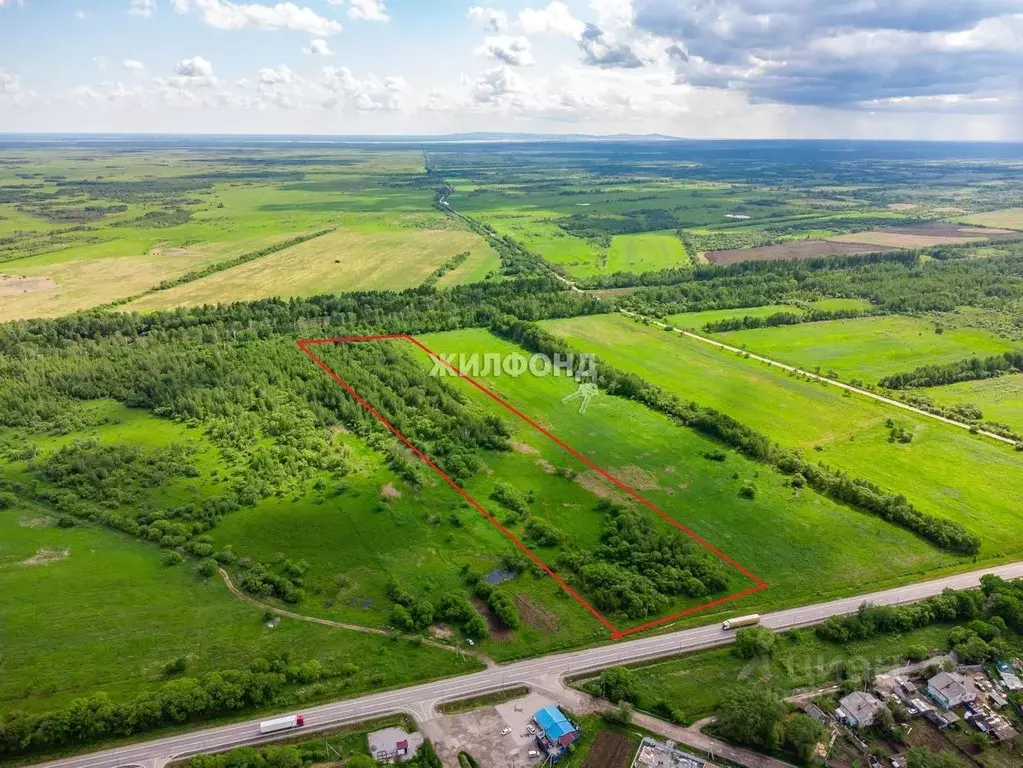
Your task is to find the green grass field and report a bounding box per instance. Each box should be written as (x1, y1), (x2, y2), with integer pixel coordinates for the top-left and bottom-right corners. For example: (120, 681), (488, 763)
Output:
(210, 328), (966, 659)
(413, 331), (956, 615)
(543, 314), (1023, 560)
(663, 299), (874, 333)
(0, 400), (484, 716)
(714, 315), (1016, 382)
(0, 505), (481, 717)
(605, 231), (689, 274)
(919, 374), (1023, 434)
(0, 233), (305, 322)
(666, 305), (799, 331)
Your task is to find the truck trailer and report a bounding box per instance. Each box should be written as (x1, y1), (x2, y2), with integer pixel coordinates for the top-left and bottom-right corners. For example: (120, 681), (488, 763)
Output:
(259, 714), (305, 735)
(722, 614), (761, 631)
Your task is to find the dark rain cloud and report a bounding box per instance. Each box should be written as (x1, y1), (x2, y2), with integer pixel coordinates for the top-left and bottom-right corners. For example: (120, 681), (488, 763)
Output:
(634, 0), (1023, 108)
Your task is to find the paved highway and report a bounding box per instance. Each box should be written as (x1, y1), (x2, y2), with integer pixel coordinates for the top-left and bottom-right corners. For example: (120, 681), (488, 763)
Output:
(33, 561), (1023, 768)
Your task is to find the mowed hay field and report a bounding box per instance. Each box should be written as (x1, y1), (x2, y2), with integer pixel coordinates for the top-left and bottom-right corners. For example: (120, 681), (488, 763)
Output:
(921, 375), (1023, 434)
(714, 315), (1017, 382)
(412, 330), (955, 617)
(961, 208), (1023, 230)
(542, 314), (1023, 559)
(0, 234), (301, 322)
(126, 226), (498, 311)
(605, 231), (689, 274)
(0, 506), (480, 716)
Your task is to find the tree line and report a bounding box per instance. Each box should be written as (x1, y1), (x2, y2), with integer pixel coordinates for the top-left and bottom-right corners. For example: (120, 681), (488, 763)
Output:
(879, 350), (1023, 389)
(702, 306), (871, 333)
(0, 655), (327, 759)
(817, 576), (1023, 649)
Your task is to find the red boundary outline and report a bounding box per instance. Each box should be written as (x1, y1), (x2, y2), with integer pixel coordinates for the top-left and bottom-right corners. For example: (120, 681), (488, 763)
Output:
(298, 334), (768, 640)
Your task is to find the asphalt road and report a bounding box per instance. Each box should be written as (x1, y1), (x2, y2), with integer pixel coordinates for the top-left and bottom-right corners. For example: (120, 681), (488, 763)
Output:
(33, 561), (1023, 768)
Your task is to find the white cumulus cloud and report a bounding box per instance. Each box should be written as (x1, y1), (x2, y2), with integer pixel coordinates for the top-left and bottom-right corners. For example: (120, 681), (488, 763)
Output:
(475, 36), (535, 66)
(176, 55), (214, 77)
(180, 0), (344, 36)
(468, 5), (508, 32)
(322, 65), (407, 110)
(129, 0), (157, 17)
(0, 72), (20, 95)
(519, 1), (585, 39)
(347, 0), (388, 21)
(326, 0), (388, 22)
(123, 59), (147, 71)
(303, 38), (333, 54)
(257, 64), (296, 85)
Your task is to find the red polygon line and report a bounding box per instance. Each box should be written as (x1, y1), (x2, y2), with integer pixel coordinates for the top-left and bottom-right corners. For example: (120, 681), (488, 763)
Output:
(297, 334), (769, 640)
(297, 337), (618, 636)
(408, 336), (769, 590)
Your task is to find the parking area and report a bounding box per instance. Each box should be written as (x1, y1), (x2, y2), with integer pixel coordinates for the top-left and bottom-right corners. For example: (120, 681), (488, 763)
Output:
(427, 691), (557, 768)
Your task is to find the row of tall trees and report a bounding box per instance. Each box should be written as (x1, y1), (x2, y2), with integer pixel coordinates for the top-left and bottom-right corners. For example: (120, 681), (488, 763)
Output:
(880, 350), (1023, 389)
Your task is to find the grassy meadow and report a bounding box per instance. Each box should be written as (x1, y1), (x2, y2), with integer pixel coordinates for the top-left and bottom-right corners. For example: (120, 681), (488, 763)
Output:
(714, 315), (1016, 382)
(605, 231), (689, 274)
(412, 331), (956, 615)
(208, 327), (967, 660)
(542, 314), (1023, 560)
(0, 503), (481, 718)
(919, 374), (1023, 434)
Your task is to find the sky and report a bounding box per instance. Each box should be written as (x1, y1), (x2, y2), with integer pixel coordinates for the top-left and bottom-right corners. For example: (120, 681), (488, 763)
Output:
(1, 0), (1022, 139)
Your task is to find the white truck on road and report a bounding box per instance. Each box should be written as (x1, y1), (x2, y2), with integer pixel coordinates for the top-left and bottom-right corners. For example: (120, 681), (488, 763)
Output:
(259, 715), (305, 735)
(722, 614), (761, 631)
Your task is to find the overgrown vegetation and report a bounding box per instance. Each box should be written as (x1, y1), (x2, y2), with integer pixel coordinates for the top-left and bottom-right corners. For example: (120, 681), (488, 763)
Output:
(557, 501), (729, 619)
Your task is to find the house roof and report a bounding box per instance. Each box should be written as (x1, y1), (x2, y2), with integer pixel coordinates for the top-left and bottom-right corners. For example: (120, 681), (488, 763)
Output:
(994, 725), (1019, 742)
(534, 706), (578, 741)
(839, 692), (883, 723)
(928, 671), (972, 702)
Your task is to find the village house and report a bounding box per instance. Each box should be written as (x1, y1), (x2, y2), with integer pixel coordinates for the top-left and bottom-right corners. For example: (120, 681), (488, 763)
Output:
(927, 671), (977, 710)
(837, 692), (885, 728)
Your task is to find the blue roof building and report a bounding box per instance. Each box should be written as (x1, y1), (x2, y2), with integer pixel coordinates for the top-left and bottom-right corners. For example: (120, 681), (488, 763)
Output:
(532, 706), (582, 761)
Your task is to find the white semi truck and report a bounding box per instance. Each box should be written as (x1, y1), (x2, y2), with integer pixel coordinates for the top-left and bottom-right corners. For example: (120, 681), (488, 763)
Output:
(722, 614), (761, 631)
(259, 714), (305, 735)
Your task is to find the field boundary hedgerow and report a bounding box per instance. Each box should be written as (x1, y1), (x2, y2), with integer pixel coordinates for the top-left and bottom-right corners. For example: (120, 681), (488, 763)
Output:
(297, 334), (769, 641)
(619, 310), (1020, 447)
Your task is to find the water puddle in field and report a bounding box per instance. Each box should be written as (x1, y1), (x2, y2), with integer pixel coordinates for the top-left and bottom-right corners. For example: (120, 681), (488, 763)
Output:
(485, 568), (516, 585)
